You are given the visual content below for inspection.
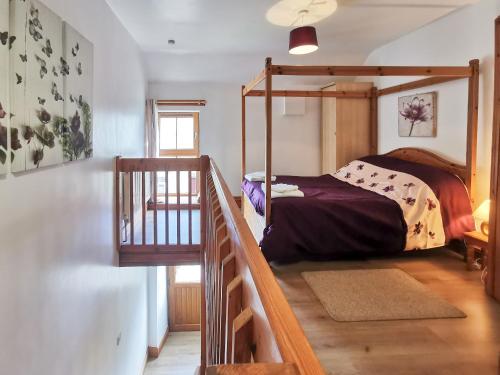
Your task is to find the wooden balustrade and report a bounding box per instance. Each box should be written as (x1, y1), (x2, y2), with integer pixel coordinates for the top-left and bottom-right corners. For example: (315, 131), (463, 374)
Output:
(202, 158), (325, 374)
(114, 155), (324, 374)
(114, 156), (206, 266)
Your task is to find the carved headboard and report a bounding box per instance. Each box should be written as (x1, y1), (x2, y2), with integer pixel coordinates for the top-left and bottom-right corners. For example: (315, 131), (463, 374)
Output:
(384, 147), (468, 185)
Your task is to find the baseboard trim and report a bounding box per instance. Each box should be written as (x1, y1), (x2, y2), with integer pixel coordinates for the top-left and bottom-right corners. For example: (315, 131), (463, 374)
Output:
(147, 326), (170, 359)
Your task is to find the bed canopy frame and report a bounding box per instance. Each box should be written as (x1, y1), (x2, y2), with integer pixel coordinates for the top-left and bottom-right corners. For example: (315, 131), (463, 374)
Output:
(241, 58), (479, 225)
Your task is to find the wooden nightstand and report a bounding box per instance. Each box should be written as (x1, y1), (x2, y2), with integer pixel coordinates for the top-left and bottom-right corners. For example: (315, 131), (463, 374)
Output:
(464, 231), (488, 271)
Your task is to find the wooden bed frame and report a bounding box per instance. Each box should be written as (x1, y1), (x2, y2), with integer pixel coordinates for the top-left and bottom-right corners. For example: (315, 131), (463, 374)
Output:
(242, 146), (472, 244)
(241, 58), (480, 226)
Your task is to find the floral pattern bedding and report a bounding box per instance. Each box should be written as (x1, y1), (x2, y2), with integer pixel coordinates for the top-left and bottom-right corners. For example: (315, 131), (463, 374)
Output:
(334, 160), (445, 250)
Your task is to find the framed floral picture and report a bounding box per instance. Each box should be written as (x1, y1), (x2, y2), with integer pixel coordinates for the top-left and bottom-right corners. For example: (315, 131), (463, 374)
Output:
(398, 92), (437, 137)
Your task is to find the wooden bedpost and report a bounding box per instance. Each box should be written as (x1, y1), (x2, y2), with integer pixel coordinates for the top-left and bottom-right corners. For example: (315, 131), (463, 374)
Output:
(369, 87), (378, 155)
(265, 57), (273, 226)
(487, 16), (500, 300)
(241, 85), (246, 182)
(466, 59), (480, 207)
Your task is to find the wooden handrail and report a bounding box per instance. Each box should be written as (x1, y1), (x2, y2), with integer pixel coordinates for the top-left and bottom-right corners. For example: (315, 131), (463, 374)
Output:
(203, 158), (325, 374)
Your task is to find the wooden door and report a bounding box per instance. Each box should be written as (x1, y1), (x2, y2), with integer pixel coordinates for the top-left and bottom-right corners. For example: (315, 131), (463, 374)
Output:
(168, 266), (201, 331)
(321, 84), (337, 174)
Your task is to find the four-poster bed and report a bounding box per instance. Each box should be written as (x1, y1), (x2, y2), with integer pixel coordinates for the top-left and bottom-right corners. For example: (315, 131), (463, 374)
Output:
(240, 57), (480, 262)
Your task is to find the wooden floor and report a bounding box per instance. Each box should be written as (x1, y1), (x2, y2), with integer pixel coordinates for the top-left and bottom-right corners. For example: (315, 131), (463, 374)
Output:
(272, 249), (500, 375)
(143, 332), (201, 375)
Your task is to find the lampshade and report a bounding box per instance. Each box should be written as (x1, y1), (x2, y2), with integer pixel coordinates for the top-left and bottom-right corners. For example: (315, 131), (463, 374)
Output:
(289, 26), (318, 55)
(473, 199), (490, 235)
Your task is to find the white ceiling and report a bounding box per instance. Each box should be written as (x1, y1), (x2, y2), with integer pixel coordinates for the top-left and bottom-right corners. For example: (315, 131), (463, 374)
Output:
(106, 0), (478, 84)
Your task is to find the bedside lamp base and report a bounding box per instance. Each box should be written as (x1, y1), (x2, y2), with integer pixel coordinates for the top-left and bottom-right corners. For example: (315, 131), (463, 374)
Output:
(480, 221), (489, 236)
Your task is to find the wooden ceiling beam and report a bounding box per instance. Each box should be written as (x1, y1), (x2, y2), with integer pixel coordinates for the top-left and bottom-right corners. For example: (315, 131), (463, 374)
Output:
(246, 89), (371, 98)
(271, 65), (472, 77)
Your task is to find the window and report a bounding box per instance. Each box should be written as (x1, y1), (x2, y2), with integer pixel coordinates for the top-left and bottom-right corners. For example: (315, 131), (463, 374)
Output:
(174, 265), (201, 283)
(159, 112), (199, 158)
(156, 112), (200, 204)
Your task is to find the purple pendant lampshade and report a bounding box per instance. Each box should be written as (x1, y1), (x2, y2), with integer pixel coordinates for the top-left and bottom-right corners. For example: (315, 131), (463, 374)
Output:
(289, 26), (319, 55)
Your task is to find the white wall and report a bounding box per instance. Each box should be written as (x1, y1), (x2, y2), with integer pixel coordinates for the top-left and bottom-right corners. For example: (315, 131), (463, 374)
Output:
(0, 1), (148, 374)
(364, 0), (498, 204)
(148, 82), (321, 194)
(147, 266), (168, 348)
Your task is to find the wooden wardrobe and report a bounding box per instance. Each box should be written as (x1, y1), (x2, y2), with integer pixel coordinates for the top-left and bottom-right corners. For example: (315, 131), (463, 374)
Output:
(321, 82), (373, 173)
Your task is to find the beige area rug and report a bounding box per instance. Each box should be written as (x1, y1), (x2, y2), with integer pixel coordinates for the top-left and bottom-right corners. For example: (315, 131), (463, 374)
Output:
(301, 268), (466, 322)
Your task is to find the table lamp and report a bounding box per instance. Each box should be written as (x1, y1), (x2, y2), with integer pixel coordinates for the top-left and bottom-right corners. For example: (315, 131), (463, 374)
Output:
(473, 199), (490, 236)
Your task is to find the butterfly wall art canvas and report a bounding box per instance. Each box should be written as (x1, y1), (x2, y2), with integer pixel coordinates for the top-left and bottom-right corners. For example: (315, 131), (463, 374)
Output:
(6, 0), (93, 173)
(398, 92), (437, 137)
(62, 23), (93, 162)
(0, 0), (9, 175)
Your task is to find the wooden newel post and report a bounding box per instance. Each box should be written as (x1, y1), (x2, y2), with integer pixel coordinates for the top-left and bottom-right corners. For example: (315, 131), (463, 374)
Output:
(200, 154), (210, 373)
(466, 59), (479, 208)
(486, 16), (500, 300)
(265, 57), (273, 226)
(369, 87), (378, 155)
(241, 85), (246, 182)
(114, 156), (121, 252)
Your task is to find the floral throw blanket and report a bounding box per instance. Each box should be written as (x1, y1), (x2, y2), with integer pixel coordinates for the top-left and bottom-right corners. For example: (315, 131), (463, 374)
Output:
(333, 160), (445, 250)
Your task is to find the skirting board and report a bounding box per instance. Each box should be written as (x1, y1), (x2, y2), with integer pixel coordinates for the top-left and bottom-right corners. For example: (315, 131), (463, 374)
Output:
(147, 326), (170, 359)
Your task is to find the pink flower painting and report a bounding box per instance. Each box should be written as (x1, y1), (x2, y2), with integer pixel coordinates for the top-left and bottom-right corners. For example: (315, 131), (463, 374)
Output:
(398, 92), (436, 137)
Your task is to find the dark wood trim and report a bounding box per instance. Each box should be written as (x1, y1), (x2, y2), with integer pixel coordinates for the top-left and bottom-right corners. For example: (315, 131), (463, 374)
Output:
(377, 76), (462, 96)
(487, 16), (500, 300)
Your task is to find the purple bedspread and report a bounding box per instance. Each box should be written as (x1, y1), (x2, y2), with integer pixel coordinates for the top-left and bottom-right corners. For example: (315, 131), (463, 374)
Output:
(241, 155), (474, 263)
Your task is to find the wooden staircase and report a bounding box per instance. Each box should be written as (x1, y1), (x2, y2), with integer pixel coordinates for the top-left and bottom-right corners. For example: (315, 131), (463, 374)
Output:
(114, 156), (325, 374)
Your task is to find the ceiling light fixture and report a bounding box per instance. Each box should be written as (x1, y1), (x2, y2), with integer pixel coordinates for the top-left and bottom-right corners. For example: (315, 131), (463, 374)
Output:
(289, 10), (318, 55)
(289, 25), (318, 55)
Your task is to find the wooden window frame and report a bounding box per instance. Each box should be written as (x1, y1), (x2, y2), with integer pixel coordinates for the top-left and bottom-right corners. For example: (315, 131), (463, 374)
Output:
(158, 112), (200, 158)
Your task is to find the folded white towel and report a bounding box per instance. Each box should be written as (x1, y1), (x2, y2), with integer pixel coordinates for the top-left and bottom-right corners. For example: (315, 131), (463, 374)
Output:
(245, 171), (277, 182)
(269, 190), (304, 198)
(261, 183), (299, 193)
